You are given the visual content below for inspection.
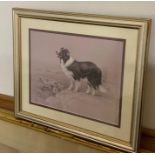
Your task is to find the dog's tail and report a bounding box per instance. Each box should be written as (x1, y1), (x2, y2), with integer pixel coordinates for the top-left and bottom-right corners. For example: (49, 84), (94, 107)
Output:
(99, 85), (106, 93)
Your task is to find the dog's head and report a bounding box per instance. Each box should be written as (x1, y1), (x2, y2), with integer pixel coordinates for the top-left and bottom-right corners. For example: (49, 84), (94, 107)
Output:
(56, 48), (70, 63)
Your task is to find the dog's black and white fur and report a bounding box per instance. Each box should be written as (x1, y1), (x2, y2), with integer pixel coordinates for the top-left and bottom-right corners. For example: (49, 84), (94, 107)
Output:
(56, 48), (106, 95)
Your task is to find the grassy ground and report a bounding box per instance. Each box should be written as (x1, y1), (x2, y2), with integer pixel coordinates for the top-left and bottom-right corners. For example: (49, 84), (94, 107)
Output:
(30, 65), (120, 126)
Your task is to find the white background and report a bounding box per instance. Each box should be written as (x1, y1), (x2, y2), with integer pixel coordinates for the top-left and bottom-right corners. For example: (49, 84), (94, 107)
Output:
(0, 1), (155, 130)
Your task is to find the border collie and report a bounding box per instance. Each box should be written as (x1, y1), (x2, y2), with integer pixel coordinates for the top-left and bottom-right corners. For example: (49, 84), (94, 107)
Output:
(56, 48), (106, 95)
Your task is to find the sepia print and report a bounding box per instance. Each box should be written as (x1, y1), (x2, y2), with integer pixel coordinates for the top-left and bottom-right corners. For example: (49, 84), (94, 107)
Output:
(29, 29), (125, 127)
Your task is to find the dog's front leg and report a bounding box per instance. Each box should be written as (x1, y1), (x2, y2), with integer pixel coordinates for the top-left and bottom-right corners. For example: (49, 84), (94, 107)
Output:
(68, 79), (75, 90)
(74, 81), (80, 92)
(91, 88), (96, 96)
(86, 84), (91, 94)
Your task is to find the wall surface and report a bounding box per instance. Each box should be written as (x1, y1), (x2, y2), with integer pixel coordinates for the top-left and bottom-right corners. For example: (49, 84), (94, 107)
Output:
(0, 1), (155, 129)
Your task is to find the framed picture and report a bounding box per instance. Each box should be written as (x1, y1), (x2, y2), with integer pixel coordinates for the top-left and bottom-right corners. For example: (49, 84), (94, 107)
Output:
(13, 8), (151, 152)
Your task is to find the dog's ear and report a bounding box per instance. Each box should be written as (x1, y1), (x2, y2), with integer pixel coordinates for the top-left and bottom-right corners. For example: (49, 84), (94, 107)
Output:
(65, 49), (70, 56)
(60, 47), (64, 51)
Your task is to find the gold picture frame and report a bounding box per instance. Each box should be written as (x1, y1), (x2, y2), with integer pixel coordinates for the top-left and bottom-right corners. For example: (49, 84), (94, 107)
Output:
(13, 8), (151, 152)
